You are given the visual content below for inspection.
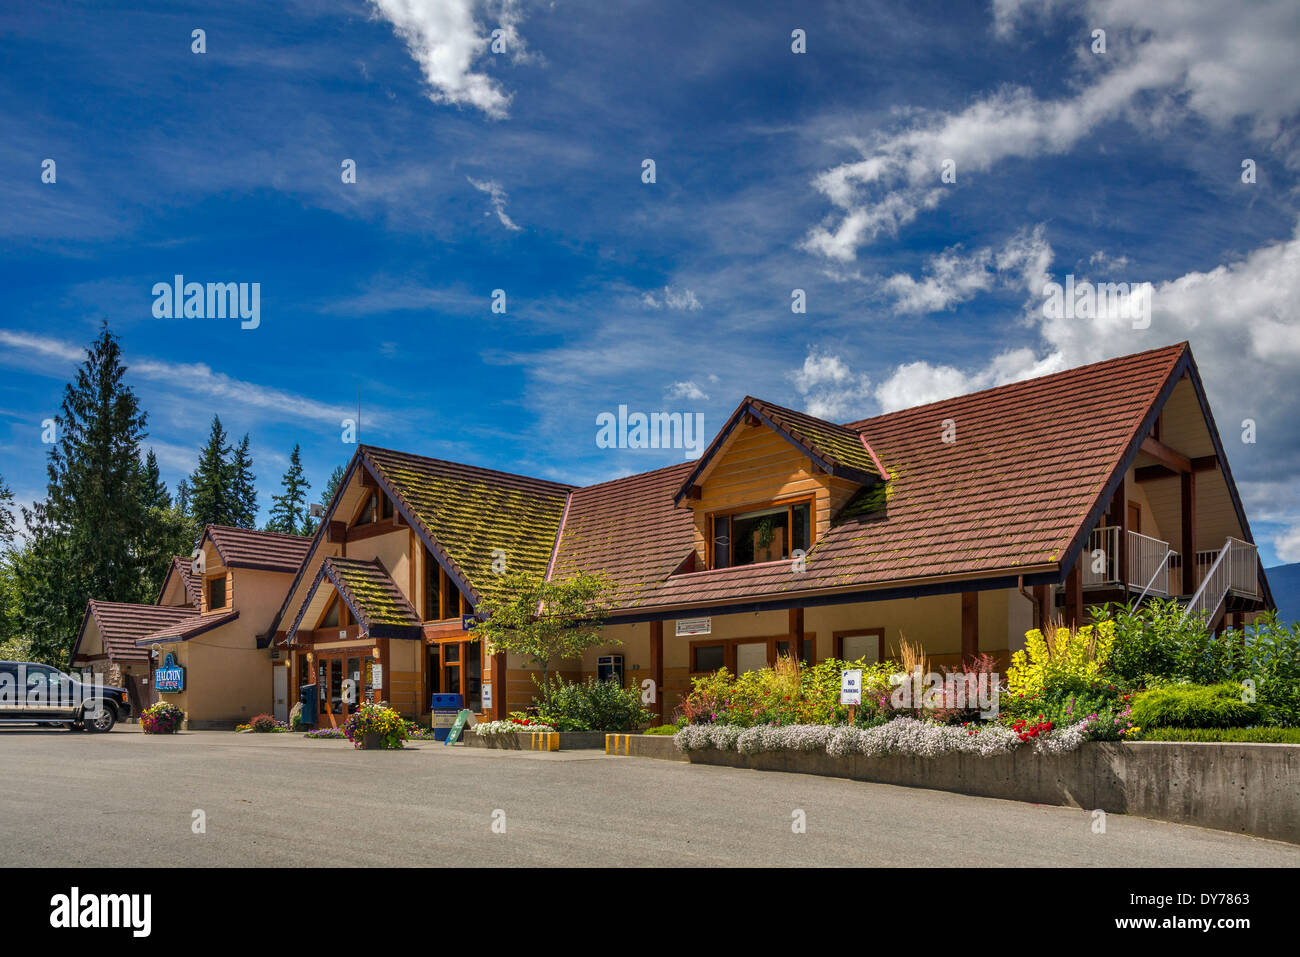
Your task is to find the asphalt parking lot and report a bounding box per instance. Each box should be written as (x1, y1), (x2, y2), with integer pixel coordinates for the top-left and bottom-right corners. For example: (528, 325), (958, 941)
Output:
(2, 727), (1296, 867)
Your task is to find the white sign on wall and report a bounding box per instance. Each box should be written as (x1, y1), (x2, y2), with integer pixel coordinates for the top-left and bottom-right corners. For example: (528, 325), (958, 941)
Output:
(675, 617), (712, 637)
(840, 669), (863, 706)
(482, 684), (493, 709)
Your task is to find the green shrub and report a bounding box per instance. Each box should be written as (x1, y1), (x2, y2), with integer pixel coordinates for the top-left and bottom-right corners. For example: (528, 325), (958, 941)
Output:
(1000, 684), (1133, 740)
(535, 676), (652, 732)
(1137, 726), (1300, 744)
(675, 657), (897, 727)
(1239, 613), (1300, 727)
(643, 724), (678, 735)
(1129, 682), (1259, 729)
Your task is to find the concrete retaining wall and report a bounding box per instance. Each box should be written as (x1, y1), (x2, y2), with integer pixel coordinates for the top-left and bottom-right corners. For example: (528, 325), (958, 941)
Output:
(678, 741), (1300, 844)
(463, 730), (608, 750)
(604, 734), (686, 760)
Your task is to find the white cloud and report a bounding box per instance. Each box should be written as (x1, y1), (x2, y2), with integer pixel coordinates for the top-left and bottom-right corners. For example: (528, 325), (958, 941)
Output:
(882, 226), (1053, 314)
(467, 175), (521, 231)
(642, 286), (702, 310)
(368, 0), (528, 119)
(788, 350), (873, 420)
(665, 380), (709, 401)
(804, 0), (1300, 261)
(1274, 524), (1300, 563)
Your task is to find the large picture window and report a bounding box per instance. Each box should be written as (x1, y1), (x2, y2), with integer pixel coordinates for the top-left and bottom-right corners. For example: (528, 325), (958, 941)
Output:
(710, 500), (811, 569)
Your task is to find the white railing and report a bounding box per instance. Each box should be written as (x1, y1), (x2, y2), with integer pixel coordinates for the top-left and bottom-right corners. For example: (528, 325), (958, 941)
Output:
(1081, 526), (1171, 595)
(1182, 538), (1258, 622)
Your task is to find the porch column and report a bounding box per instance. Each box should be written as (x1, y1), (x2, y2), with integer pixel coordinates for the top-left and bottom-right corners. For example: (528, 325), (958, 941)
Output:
(961, 592), (978, 665)
(1032, 584), (1051, 634)
(1108, 474), (1129, 592)
(1064, 563), (1083, 628)
(491, 651), (507, 721)
(649, 621), (664, 725)
(378, 636), (391, 704)
(788, 607), (805, 662)
(1181, 471), (1197, 596)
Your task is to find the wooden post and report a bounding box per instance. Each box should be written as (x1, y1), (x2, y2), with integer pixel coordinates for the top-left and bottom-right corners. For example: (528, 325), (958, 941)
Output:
(788, 608), (805, 663)
(1032, 584), (1051, 634)
(1109, 474), (1129, 592)
(491, 651), (507, 721)
(650, 621), (664, 725)
(961, 591), (978, 665)
(1064, 564), (1083, 629)
(378, 636), (391, 705)
(1181, 471), (1197, 596)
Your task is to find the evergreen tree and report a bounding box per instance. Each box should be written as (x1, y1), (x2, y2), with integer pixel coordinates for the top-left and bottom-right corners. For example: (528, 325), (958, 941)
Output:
(267, 444), (310, 534)
(175, 477), (191, 515)
(229, 434), (257, 528)
(0, 474), (14, 547)
(300, 463), (345, 536)
(139, 449), (171, 510)
(16, 323), (153, 662)
(188, 416), (234, 528)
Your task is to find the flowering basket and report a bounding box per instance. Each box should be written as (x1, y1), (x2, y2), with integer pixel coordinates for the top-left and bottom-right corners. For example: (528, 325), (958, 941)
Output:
(342, 702), (407, 750)
(140, 701), (185, 734)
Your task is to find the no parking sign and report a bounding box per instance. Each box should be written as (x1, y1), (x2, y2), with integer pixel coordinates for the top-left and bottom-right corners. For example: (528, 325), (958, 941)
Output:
(840, 669), (862, 706)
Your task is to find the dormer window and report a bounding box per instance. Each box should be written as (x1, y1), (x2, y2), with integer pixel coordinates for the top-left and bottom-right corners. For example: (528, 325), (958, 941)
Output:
(711, 500), (811, 569)
(207, 577), (227, 610)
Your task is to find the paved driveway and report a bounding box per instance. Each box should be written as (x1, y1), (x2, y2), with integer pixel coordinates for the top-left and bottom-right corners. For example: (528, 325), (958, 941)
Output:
(2, 728), (1296, 867)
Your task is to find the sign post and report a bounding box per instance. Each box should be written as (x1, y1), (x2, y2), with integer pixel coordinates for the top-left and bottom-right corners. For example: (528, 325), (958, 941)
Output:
(840, 668), (862, 723)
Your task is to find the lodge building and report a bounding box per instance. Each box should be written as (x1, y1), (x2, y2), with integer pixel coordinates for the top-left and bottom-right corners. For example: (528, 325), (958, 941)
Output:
(71, 342), (1275, 729)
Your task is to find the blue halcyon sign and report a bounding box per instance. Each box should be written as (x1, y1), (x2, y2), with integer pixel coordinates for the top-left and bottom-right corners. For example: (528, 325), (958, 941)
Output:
(154, 652), (185, 693)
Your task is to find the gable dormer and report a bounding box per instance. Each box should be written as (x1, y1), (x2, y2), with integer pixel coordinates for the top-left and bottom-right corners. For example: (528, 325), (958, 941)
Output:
(674, 398), (886, 570)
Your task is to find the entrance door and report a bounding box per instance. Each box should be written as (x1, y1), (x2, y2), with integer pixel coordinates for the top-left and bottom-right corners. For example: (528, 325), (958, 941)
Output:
(1128, 502), (1141, 534)
(273, 667), (288, 723)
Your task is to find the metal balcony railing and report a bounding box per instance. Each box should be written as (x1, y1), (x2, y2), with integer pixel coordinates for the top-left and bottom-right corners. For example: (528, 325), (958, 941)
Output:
(1081, 526), (1172, 595)
(1182, 537), (1259, 622)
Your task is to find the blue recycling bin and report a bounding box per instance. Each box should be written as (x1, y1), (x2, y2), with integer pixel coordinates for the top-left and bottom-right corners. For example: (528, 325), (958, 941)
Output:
(299, 684), (317, 728)
(431, 693), (464, 741)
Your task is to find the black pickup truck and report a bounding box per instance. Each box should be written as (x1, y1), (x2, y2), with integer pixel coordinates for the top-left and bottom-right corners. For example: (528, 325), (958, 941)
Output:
(0, 660), (131, 732)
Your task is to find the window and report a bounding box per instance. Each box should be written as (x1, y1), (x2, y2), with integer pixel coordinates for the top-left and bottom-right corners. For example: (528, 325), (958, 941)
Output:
(380, 493), (394, 520)
(207, 577), (227, 610)
(693, 644), (725, 672)
(710, 500), (811, 569)
(319, 596), (339, 628)
(354, 491), (377, 526)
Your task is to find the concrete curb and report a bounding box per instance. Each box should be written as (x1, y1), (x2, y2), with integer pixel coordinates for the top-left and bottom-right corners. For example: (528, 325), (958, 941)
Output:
(462, 730), (608, 750)
(676, 740), (1300, 844)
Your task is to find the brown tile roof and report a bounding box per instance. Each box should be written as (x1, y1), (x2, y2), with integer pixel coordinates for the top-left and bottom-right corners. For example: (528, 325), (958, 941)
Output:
(206, 525), (312, 574)
(550, 462), (697, 605)
(74, 601), (199, 662)
(156, 555), (201, 608)
(135, 609), (240, 646)
(556, 342), (1188, 613)
(362, 446), (572, 604)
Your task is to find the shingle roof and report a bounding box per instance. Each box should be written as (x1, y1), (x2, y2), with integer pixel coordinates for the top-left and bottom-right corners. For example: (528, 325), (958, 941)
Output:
(550, 462), (697, 604)
(317, 556), (421, 636)
(362, 446), (572, 603)
(556, 342), (1189, 612)
(156, 555), (201, 607)
(73, 601), (199, 662)
(135, 609), (240, 646)
(206, 525), (312, 574)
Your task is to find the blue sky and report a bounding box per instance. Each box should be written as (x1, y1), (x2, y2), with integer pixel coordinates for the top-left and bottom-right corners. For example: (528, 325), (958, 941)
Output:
(2, 0), (1299, 565)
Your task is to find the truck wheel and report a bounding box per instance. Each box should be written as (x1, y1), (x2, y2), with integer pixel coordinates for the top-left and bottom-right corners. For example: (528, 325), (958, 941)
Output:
(84, 706), (116, 733)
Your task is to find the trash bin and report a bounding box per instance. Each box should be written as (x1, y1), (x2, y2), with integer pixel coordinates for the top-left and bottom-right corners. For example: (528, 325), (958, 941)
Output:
(299, 684), (317, 728)
(431, 693), (464, 741)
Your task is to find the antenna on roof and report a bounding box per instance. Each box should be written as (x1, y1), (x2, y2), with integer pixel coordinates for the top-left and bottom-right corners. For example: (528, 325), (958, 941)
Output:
(357, 384), (361, 446)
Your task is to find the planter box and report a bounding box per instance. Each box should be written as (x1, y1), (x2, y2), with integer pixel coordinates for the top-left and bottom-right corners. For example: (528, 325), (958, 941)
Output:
(677, 741), (1300, 844)
(463, 730), (614, 750)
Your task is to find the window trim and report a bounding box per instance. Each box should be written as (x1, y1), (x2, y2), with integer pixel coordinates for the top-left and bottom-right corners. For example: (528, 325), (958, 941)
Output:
(833, 628), (886, 664)
(205, 574), (229, 612)
(706, 495), (815, 570)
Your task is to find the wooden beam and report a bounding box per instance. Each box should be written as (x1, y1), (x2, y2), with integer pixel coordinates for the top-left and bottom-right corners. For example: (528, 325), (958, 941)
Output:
(649, 620), (664, 725)
(326, 521), (347, 544)
(789, 607), (805, 663)
(1141, 436), (1192, 474)
(359, 469), (379, 488)
(1136, 455), (1220, 484)
(961, 592), (978, 664)
(683, 485), (702, 501)
(1181, 471), (1197, 596)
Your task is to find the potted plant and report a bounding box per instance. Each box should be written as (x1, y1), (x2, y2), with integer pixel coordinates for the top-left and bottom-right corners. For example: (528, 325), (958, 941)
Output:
(342, 702), (407, 750)
(140, 701), (185, 734)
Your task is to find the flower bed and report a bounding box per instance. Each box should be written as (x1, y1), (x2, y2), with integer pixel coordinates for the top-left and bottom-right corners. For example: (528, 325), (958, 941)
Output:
(342, 703), (407, 749)
(236, 713), (290, 733)
(474, 719), (556, 737)
(676, 716), (1092, 758)
(304, 727), (346, 739)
